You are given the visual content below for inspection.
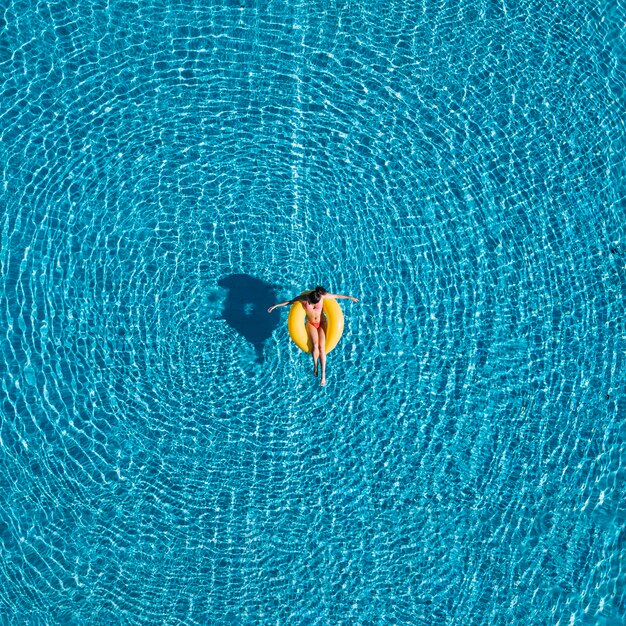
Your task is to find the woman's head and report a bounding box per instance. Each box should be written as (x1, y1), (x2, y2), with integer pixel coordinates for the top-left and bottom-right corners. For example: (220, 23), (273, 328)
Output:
(308, 286), (327, 304)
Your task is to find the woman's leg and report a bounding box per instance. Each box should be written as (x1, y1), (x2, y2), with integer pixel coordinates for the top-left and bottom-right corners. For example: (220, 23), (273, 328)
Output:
(318, 324), (327, 386)
(307, 323), (320, 377)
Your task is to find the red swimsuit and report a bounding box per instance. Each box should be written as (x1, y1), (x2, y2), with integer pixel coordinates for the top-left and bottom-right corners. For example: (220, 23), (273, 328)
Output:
(305, 300), (323, 329)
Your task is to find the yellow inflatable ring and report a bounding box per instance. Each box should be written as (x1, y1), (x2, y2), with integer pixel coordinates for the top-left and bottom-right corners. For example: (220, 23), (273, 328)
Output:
(287, 294), (344, 354)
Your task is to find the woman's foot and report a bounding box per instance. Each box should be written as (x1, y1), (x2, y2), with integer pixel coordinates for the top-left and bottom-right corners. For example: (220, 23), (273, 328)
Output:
(320, 377), (326, 386)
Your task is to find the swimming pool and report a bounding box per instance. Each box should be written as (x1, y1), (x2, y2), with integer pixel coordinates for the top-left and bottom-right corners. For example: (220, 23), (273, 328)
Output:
(1, 0), (625, 623)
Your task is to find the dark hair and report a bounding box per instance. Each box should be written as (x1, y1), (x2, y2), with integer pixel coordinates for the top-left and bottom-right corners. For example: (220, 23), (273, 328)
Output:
(308, 286), (327, 304)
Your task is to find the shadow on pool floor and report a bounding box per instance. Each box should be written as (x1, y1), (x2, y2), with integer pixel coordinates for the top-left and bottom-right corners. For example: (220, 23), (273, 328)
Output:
(218, 274), (280, 363)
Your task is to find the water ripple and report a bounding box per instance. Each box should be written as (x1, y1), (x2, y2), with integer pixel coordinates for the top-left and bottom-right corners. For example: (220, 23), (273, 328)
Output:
(1, 0), (625, 624)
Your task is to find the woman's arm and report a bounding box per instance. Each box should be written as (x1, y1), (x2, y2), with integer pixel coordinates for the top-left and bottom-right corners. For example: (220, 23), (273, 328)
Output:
(267, 301), (291, 313)
(326, 293), (359, 302)
(267, 293), (307, 313)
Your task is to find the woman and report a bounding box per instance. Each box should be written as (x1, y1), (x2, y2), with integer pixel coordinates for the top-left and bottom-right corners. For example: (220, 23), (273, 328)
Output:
(268, 286), (358, 386)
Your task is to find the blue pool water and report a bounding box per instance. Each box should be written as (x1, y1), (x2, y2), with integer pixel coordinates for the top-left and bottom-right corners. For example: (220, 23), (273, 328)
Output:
(1, 0), (625, 624)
